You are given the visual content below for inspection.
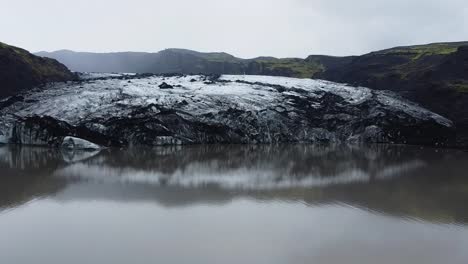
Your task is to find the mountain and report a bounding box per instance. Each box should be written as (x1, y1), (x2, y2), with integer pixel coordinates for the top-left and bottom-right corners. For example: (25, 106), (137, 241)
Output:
(319, 42), (468, 135)
(35, 49), (243, 74)
(0, 42), (76, 99)
(35, 49), (353, 78)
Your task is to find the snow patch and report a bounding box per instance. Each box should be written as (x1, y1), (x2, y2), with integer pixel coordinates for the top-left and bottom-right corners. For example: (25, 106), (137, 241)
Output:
(220, 75), (373, 104)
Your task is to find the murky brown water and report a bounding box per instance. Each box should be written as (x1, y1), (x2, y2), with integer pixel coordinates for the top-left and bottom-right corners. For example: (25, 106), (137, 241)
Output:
(1, 144), (468, 264)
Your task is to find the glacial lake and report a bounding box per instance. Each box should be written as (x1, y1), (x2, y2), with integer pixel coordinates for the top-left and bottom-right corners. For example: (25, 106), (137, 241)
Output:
(1, 144), (468, 264)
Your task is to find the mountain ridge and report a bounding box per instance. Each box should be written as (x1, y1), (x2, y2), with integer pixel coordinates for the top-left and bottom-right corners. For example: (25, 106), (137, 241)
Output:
(35, 49), (350, 78)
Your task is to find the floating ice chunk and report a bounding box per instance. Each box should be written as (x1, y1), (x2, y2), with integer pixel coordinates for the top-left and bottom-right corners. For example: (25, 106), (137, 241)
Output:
(61, 136), (102, 150)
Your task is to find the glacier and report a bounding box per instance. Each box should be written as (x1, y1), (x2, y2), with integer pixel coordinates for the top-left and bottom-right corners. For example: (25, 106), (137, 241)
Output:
(0, 73), (455, 147)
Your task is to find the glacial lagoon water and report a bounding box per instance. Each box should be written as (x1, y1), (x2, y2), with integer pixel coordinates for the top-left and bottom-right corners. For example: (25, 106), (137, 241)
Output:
(0, 144), (468, 264)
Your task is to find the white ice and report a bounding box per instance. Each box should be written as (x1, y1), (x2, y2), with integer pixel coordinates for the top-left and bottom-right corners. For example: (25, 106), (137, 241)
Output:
(1, 73), (453, 130)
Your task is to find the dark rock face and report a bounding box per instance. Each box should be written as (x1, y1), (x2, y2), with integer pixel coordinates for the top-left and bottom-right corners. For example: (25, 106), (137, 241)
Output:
(0, 74), (455, 147)
(10, 116), (74, 147)
(10, 116), (123, 147)
(0, 96), (24, 109)
(0, 42), (77, 99)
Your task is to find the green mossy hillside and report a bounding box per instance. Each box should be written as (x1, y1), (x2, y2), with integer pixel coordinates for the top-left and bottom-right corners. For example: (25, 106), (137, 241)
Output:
(0, 41), (76, 98)
(319, 42), (468, 135)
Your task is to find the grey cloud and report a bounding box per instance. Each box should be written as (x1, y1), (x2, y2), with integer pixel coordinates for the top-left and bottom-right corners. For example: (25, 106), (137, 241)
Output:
(0, 0), (466, 58)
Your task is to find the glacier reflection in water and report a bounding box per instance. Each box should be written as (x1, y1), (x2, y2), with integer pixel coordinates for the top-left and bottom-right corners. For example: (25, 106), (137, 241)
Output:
(1, 144), (468, 264)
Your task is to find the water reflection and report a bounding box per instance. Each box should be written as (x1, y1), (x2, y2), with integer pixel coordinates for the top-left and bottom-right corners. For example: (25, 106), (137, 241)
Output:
(1, 144), (468, 224)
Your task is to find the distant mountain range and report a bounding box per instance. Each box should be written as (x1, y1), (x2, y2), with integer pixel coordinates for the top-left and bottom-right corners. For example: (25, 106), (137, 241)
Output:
(35, 49), (357, 78)
(36, 42), (468, 137)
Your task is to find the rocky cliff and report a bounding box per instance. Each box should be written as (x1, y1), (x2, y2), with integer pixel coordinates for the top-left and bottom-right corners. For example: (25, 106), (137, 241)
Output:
(0, 42), (76, 99)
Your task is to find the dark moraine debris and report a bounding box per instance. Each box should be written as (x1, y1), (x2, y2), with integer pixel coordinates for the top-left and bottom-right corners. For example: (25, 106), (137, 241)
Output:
(0, 73), (456, 147)
(10, 116), (123, 147)
(158, 82), (173, 89)
(0, 96), (24, 110)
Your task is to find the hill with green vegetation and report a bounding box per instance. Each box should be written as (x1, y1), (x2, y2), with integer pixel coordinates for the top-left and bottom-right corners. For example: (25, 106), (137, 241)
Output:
(244, 55), (355, 78)
(320, 42), (468, 92)
(0, 42), (76, 99)
(319, 42), (468, 139)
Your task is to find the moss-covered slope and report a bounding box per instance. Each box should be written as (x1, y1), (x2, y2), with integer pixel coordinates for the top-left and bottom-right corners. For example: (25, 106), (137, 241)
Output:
(0, 41), (76, 99)
(242, 55), (355, 78)
(319, 42), (468, 91)
(319, 42), (468, 138)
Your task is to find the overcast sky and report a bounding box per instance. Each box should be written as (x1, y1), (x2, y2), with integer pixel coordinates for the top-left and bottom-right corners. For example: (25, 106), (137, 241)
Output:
(1, 0), (467, 58)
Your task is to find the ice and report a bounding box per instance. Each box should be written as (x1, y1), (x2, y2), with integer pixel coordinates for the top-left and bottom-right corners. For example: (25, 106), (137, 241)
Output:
(376, 92), (453, 127)
(220, 75), (373, 104)
(62, 136), (102, 150)
(77, 72), (137, 80)
(5, 73), (452, 128)
(0, 73), (453, 146)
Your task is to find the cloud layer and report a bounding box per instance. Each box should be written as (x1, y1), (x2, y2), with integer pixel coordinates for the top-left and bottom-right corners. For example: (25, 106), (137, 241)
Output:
(1, 0), (467, 58)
